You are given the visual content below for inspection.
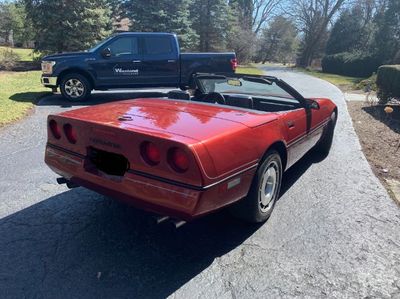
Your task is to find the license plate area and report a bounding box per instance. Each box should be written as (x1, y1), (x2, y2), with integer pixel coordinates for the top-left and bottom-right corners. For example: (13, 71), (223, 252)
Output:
(85, 147), (129, 177)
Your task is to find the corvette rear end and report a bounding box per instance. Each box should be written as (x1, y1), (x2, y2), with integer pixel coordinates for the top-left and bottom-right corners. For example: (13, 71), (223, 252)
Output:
(45, 98), (275, 220)
(45, 73), (338, 223)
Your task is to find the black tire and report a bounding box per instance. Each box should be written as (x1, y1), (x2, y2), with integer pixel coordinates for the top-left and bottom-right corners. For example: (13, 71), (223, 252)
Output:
(314, 111), (337, 155)
(230, 150), (283, 223)
(60, 73), (91, 102)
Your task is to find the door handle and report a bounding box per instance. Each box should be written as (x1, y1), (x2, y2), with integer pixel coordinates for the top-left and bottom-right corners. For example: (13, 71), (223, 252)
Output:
(167, 60), (176, 63)
(287, 121), (295, 128)
(133, 60), (141, 63)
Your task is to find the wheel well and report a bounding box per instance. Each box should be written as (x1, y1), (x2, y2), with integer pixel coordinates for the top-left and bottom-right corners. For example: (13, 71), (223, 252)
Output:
(262, 141), (287, 171)
(57, 69), (94, 89)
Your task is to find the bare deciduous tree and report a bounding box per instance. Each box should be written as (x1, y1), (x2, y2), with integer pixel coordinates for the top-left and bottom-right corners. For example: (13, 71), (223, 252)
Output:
(252, 0), (283, 34)
(289, 0), (348, 67)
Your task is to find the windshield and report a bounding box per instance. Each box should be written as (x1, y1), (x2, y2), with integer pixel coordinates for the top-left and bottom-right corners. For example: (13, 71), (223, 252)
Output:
(197, 76), (295, 100)
(87, 35), (115, 52)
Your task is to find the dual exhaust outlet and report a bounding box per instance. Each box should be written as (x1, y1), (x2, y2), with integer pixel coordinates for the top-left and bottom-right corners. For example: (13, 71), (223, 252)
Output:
(56, 177), (79, 189)
(56, 177), (187, 229)
(154, 215), (187, 229)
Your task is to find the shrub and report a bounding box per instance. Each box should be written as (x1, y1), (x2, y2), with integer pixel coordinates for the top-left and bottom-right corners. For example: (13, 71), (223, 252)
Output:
(0, 49), (20, 70)
(322, 52), (381, 77)
(355, 73), (377, 92)
(376, 65), (400, 104)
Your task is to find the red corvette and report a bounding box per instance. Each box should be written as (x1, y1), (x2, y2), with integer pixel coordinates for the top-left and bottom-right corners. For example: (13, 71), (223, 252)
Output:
(45, 74), (337, 223)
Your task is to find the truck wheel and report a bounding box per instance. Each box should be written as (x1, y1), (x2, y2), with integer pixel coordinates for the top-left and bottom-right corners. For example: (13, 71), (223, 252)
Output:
(230, 150), (282, 223)
(60, 73), (91, 102)
(314, 111), (337, 155)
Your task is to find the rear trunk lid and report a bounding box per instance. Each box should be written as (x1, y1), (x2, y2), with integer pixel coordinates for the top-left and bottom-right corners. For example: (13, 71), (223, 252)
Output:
(58, 98), (278, 141)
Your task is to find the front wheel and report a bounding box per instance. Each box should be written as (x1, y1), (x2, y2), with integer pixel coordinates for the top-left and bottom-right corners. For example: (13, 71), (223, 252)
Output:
(60, 73), (91, 102)
(230, 150), (282, 223)
(314, 111), (337, 155)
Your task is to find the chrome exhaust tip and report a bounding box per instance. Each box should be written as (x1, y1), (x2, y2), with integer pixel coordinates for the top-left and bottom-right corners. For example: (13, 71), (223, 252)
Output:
(56, 177), (68, 185)
(172, 219), (186, 229)
(154, 216), (170, 224)
(56, 177), (79, 189)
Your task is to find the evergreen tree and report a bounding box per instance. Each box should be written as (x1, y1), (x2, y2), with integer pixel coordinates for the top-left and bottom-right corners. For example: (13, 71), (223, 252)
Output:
(24, 0), (113, 53)
(326, 9), (363, 55)
(0, 2), (33, 47)
(226, 0), (256, 62)
(124, 0), (197, 50)
(326, 5), (376, 55)
(373, 0), (400, 63)
(189, 0), (230, 51)
(257, 16), (297, 64)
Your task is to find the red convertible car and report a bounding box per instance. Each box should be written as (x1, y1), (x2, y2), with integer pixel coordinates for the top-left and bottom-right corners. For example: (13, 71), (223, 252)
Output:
(45, 73), (337, 223)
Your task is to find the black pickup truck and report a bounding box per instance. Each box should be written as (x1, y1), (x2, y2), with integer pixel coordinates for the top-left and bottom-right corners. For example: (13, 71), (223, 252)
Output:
(41, 32), (237, 101)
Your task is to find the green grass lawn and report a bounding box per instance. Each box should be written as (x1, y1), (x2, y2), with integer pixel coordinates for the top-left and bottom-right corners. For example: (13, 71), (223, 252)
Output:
(0, 46), (39, 62)
(236, 65), (264, 75)
(0, 71), (50, 125)
(297, 68), (365, 90)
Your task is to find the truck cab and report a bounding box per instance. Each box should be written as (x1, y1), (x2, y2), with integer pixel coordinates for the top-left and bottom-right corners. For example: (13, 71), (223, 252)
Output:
(41, 32), (237, 102)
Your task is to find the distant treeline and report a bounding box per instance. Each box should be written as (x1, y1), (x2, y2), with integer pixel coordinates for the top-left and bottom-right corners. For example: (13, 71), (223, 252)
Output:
(0, 0), (399, 73)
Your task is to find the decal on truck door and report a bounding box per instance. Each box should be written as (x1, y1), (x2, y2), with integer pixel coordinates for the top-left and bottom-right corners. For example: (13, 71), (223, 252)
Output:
(113, 64), (139, 76)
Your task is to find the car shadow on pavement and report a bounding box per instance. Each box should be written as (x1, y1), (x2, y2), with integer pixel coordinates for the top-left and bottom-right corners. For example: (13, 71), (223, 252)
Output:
(0, 150), (326, 298)
(0, 188), (261, 298)
(11, 90), (170, 108)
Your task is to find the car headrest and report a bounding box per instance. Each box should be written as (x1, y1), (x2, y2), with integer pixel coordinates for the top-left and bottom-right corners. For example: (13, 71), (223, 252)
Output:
(225, 95), (254, 109)
(167, 90), (190, 101)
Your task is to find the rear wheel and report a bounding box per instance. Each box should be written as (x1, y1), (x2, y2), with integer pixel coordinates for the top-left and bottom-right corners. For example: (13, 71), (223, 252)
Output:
(60, 73), (91, 102)
(230, 150), (282, 223)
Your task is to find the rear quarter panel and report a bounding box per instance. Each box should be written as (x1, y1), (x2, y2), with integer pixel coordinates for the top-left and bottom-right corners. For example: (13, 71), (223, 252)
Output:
(194, 118), (287, 187)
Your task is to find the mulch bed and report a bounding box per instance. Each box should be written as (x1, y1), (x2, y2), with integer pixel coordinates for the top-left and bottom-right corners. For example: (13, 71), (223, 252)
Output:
(347, 102), (400, 195)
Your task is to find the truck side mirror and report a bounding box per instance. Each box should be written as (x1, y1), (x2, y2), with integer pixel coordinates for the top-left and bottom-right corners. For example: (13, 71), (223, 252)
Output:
(101, 48), (112, 58)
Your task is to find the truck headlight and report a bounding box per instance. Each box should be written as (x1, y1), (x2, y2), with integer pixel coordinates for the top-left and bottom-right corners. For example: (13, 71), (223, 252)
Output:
(41, 61), (56, 75)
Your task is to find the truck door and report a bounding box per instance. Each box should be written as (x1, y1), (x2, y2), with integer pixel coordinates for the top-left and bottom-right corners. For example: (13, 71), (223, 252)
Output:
(140, 35), (180, 86)
(91, 36), (142, 87)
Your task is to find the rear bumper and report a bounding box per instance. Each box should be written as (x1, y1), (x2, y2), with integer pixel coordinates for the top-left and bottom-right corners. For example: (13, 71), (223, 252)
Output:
(41, 76), (58, 87)
(45, 144), (256, 220)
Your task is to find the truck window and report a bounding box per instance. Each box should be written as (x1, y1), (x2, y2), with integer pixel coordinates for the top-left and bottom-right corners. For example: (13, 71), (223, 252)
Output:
(143, 37), (173, 55)
(108, 37), (138, 57)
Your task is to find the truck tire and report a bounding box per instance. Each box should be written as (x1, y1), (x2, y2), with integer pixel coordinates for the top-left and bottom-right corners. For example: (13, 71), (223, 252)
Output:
(314, 111), (337, 155)
(60, 73), (91, 102)
(230, 150), (282, 223)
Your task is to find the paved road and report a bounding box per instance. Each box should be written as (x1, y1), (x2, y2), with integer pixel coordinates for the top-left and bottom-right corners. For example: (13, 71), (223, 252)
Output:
(0, 70), (399, 298)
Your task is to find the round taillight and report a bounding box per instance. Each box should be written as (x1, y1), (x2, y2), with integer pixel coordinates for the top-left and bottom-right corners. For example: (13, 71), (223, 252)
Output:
(49, 119), (61, 139)
(168, 148), (189, 173)
(63, 124), (77, 144)
(141, 142), (161, 165)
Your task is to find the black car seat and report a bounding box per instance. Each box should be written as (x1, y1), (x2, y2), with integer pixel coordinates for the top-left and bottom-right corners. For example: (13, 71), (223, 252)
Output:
(167, 90), (191, 101)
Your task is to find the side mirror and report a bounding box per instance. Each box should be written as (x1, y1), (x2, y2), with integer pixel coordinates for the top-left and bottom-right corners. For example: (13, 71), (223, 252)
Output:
(101, 48), (112, 58)
(305, 99), (320, 110)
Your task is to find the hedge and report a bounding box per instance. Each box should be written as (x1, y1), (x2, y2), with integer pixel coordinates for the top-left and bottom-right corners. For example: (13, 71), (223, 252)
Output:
(321, 52), (381, 77)
(376, 65), (400, 103)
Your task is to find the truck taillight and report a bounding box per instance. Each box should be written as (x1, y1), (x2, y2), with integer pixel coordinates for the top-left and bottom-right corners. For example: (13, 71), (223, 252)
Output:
(168, 148), (189, 173)
(231, 58), (238, 71)
(63, 124), (77, 144)
(141, 142), (161, 166)
(49, 120), (61, 139)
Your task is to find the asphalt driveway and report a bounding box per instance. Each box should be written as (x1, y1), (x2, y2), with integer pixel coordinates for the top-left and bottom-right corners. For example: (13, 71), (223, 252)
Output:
(0, 69), (399, 298)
